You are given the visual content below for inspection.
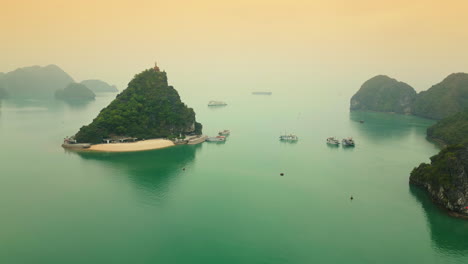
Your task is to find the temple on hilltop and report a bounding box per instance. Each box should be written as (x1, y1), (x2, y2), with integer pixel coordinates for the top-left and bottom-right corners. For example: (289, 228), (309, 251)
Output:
(153, 62), (160, 72)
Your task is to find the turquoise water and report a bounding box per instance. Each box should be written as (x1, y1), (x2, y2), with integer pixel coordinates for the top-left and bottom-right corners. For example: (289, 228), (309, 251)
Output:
(1, 92), (468, 263)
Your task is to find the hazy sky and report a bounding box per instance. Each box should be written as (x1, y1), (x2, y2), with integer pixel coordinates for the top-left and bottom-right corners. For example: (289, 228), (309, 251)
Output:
(2, 0), (468, 95)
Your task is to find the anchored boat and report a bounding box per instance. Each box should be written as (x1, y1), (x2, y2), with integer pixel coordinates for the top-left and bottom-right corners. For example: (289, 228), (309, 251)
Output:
(61, 137), (90, 149)
(342, 137), (355, 147)
(206, 136), (226, 142)
(326, 137), (340, 145)
(279, 134), (298, 141)
(208, 101), (227, 106)
(218, 130), (230, 136)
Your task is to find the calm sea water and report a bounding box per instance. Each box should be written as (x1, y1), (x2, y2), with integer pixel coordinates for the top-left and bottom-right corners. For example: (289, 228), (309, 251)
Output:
(1, 91), (468, 264)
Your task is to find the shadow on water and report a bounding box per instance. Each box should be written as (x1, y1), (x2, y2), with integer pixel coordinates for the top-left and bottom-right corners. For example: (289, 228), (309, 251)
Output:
(349, 111), (435, 143)
(409, 185), (468, 254)
(341, 145), (355, 151)
(207, 105), (227, 111)
(72, 144), (202, 199)
(279, 140), (298, 145)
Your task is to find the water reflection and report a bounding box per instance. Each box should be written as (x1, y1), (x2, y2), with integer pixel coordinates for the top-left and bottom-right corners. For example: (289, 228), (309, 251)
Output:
(350, 111), (435, 143)
(73, 145), (202, 200)
(56, 98), (94, 109)
(409, 185), (468, 254)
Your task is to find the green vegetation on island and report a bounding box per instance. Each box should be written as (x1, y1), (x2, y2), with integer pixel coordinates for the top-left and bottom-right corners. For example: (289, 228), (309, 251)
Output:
(351, 73), (468, 120)
(410, 109), (468, 218)
(410, 143), (468, 217)
(413, 73), (468, 120)
(74, 67), (202, 144)
(427, 110), (468, 145)
(55, 83), (96, 101)
(80, 79), (118, 93)
(350, 75), (417, 114)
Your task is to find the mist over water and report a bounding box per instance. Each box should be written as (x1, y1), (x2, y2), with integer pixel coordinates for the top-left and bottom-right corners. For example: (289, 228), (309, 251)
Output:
(1, 89), (468, 263)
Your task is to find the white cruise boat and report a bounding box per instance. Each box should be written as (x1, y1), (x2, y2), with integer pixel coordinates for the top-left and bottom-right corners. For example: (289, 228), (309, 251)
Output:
(208, 101), (227, 106)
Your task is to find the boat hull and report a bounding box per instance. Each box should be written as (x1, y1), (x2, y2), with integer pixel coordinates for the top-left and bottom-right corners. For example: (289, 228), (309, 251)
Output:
(62, 143), (91, 149)
(206, 137), (226, 142)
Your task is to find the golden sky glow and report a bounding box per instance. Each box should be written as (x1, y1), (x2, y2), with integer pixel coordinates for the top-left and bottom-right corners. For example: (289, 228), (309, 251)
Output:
(2, 0), (468, 94)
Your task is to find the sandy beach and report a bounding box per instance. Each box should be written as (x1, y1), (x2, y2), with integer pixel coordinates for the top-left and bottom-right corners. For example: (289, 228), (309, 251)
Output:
(88, 139), (175, 152)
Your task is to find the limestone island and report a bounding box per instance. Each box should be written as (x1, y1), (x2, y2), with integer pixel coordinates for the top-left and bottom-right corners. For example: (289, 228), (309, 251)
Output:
(351, 74), (468, 218)
(410, 110), (468, 218)
(63, 63), (205, 152)
(55, 83), (96, 101)
(350, 75), (416, 114)
(80, 79), (118, 93)
(0, 64), (116, 99)
(350, 73), (468, 120)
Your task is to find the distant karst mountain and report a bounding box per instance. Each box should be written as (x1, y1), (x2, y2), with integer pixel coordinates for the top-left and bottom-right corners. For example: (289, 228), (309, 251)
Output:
(0, 65), (74, 98)
(350, 73), (468, 120)
(413, 73), (468, 120)
(74, 66), (202, 144)
(55, 83), (96, 101)
(80, 79), (118, 93)
(0, 65), (116, 98)
(350, 75), (417, 114)
(0, 85), (7, 99)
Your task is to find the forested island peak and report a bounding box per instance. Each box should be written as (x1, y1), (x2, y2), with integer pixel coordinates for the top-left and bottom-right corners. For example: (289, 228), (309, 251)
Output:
(74, 66), (202, 144)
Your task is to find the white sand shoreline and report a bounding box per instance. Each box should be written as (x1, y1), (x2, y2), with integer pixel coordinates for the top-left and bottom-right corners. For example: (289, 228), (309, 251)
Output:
(88, 139), (175, 152)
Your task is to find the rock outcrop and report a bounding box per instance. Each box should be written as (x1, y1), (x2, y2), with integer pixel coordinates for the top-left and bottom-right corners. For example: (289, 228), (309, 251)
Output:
(74, 67), (202, 144)
(350, 75), (417, 114)
(427, 110), (468, 145)
(410, 144), (468, 217)
(55, 83), (96, 101)
(351, 73), (468, 120)
(413, 73), (468, 120)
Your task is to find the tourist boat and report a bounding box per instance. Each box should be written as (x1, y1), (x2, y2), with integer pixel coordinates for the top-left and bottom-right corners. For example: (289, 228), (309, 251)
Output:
(342, 137), (355, 147)
(279, 134), (298, 141)
(61, 137), (90, 149)
(208, 101), (227, 106)
(206, 136), (226, 142)
(252, 91), (272, 95)
(326, 137), (340, 145)
(218, 130), (230, 136)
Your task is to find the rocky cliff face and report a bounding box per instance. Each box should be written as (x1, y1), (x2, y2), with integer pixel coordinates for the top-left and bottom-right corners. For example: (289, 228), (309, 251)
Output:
(350, 75), (417, 114)
(410, 144), (468, 217)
